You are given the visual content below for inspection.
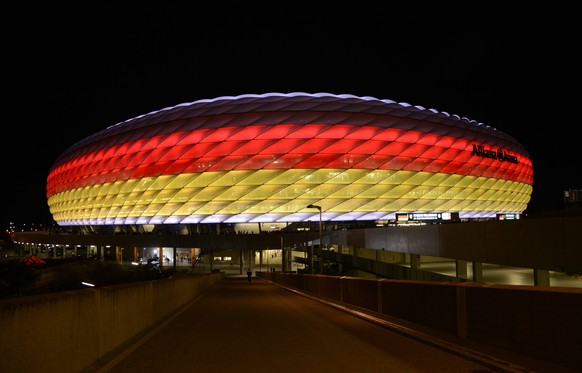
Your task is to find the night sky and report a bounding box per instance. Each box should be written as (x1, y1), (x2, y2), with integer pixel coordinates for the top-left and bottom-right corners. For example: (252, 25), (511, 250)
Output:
(3, 7), (579, 227)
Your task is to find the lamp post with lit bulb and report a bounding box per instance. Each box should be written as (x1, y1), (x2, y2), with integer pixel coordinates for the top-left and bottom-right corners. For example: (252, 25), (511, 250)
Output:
(306, 204), (322, 274)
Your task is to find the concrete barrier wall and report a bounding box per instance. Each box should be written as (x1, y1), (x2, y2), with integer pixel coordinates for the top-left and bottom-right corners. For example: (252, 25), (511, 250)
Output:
(341, 277), (379, 313)
(0, 272), (223, 373)
(262, 272), (582, 371)
(462, 284), (582, 371)
(380, 280), (458, 335)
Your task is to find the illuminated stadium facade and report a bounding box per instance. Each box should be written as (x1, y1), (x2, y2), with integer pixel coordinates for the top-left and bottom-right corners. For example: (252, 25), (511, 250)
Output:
(46, 92), (533, 227)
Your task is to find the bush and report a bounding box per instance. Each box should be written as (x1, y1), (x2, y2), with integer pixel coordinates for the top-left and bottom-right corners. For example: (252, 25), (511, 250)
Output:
(0, 261), (41, 297)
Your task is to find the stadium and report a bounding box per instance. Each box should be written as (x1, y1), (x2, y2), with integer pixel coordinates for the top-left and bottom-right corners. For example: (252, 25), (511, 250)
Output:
(46, 92), (533, 228)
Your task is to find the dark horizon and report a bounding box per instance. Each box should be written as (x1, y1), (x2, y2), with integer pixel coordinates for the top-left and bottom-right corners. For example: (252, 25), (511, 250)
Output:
(3, 9), (580, 227)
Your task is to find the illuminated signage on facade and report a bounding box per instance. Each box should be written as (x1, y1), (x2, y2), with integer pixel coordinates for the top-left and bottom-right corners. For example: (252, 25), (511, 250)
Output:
(472, 144), (518, 164)
(410, 213), (442, 220)
(496, 213), (521, 220)
(397, 212), (459, 222)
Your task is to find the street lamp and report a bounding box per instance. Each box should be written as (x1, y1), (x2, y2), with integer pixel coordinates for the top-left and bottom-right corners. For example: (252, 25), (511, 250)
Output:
(306, 204), (323, 274)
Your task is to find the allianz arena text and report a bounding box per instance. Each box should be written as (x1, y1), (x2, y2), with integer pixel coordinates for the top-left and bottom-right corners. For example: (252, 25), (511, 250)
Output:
(46, 92), (533, 226)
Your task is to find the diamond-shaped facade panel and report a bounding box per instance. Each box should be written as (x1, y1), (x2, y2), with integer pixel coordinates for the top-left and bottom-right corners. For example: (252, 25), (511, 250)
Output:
(46, 93), (533, 225)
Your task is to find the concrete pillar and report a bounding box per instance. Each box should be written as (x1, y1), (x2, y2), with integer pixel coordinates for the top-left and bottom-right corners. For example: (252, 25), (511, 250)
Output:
(310, 242), (315, 274)
(173, 247), (177, 271)
(456, 259), (468, 279)
(472, 262), (483, 282)
(456, 286), (467, 339)
(377, 279), (383, 314)
(534, 269), (550, 286)
(410, 254), (420, 269)
(408, 254), (420, 280)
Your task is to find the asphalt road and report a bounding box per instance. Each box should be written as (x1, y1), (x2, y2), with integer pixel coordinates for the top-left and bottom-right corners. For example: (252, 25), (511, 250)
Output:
(89, 276), (568, 373)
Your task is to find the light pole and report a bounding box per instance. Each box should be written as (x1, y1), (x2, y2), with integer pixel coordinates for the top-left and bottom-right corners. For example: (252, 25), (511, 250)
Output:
(307, 204), (322, 274)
